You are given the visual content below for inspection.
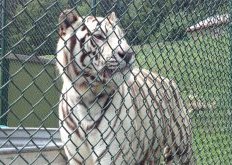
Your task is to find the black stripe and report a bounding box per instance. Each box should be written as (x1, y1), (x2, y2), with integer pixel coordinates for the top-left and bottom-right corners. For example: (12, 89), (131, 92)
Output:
(90, 39), (96, 48)
(81, 25), (87, 31)
(167, 82), (184, 143)
(165, 154), (174, 163)
(129, 82), (145, 161)
(86, 90), (115, 131)
(103, 91), (124, 141)
(70, 35), (77, 59)
(88, 93), (106, 105)
(62, 94), (84, 141)
(105, 24), (108, 34)
(80, 51), (91, 66)
(169, 81), (186, 134)
(142, 72), (185, 157)
(68, 36), (80, 79)
(79, 34), (93, 67)
(162, 87), (180, 150)
(176, 145), (186, 156)
(142, 73), (170, 149)
(80, 35), (86, 49)
(135, 79), (157, 161)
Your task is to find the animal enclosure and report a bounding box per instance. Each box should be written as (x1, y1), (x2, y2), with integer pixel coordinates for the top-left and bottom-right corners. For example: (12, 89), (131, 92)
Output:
(0, 0), (231, 164)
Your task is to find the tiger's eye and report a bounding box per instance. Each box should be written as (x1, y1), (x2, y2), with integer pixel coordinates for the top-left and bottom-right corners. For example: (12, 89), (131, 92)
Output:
(94, 34), (105, 41)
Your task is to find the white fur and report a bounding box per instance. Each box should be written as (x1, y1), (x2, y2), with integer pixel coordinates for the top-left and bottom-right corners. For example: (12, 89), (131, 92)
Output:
(57, 12), (193, 164)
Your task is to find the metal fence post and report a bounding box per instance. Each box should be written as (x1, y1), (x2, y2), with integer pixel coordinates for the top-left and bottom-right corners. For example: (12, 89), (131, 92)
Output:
(0, 0), (9, 126)
(91, 0), (97, 16)
(230, 0), (232, 134)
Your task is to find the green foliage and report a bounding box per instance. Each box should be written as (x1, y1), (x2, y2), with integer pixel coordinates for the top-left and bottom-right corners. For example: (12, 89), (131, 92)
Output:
(153, 12), (194, 42)
(7, 0), (68, 55)
(119, 0), (177, 44)
(6, 0), (229, 55)
(75, 1), (92, 16)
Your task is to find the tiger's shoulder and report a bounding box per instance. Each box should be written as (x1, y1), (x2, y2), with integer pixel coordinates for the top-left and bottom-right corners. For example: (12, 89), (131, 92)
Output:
(123, 68), (179, 99)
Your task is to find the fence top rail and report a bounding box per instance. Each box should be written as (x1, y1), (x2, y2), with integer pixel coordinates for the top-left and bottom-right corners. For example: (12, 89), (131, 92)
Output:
(0, 127), (62, 154)
(5, 53), (56, 65)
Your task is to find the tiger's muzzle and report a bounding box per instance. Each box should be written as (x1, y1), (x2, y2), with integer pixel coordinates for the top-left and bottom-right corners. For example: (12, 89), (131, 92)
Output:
(118, 51), (134, 64)
(99, 51), (135, 79)
(100, 64), (132, 79)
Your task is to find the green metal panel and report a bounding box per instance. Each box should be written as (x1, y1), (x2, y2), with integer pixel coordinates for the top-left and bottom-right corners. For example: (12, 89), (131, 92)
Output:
(7, 59), (60, 127)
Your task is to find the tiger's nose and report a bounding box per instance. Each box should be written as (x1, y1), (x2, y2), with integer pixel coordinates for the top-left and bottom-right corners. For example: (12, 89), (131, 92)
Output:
(118, 51), (134, 63)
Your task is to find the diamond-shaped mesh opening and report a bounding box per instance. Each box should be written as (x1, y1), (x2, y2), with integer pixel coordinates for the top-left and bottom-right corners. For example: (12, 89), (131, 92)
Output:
(0, 0), (231, 164)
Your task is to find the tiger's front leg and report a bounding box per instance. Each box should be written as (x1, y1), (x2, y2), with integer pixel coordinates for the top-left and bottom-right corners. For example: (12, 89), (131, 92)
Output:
(87, 131), (126, 165)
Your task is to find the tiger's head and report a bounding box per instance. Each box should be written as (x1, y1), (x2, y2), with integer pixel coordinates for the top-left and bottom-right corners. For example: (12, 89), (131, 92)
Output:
(57, 9), (134, 92)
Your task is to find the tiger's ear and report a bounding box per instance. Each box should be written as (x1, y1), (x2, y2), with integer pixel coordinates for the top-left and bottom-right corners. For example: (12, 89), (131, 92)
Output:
(108, 12), (117, 24)
(59, 9), (79, 35)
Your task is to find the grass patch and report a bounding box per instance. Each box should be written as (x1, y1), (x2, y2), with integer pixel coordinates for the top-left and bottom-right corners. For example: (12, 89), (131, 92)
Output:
(134, 35), (232, 164)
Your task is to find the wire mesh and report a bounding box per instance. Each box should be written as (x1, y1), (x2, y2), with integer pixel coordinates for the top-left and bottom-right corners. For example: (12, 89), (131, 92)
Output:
(0, 0), (231, 164)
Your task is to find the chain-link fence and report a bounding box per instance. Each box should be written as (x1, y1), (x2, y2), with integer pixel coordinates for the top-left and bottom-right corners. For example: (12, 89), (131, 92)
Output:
(0, 0), (231, 164)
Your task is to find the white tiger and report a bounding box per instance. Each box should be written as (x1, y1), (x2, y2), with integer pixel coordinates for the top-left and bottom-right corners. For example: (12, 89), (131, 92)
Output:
(56, 9), (193, 165)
